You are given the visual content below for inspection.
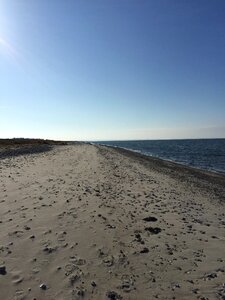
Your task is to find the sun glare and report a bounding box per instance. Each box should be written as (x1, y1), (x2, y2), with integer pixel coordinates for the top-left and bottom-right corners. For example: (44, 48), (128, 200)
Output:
(0, 36), (18, 58)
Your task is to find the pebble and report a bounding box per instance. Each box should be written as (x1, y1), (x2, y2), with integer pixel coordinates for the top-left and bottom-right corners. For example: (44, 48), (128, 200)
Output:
(145, 227), (161, 234)
(24, 225), (31, 230)
(140, 247), (149, 254)
(143, 216), (158, 222)
(39, 283), (47, 290)
(205, 272), (217, 280)
(106, 291), (122, 299)
(0, 265), (6, 275)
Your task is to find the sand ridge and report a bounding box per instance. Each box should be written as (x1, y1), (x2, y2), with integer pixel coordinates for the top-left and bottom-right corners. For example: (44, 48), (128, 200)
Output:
(0, 144), (225, 299)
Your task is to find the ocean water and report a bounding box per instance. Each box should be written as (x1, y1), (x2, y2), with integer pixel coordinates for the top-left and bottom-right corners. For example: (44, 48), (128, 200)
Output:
(95, 139), (225, 174)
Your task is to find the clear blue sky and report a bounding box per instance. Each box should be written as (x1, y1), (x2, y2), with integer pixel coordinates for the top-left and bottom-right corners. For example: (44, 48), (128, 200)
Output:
(0, 0), (225, 140)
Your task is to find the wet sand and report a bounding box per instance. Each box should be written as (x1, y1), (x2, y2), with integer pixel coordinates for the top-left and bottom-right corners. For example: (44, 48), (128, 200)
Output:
(0, 143), (225, 300)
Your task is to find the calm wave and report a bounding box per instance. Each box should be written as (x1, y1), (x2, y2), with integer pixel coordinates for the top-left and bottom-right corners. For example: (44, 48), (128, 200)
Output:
(95, 139), (225, 174)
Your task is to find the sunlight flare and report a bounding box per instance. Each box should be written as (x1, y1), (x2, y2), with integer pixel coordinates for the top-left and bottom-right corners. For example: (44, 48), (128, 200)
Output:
(0, 36), (18, 59)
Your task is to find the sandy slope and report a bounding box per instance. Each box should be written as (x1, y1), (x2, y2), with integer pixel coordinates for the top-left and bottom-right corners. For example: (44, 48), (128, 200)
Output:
(0, 144), (225, 300)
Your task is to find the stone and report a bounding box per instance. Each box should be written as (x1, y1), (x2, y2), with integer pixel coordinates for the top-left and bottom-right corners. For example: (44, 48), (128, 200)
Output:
(140, 247), (149, 254)
(39, 283), (47, 290)
(0, 265), (6, 275)
(106, 291), (122, 299)
(24, 225), (31, 230)
(143, 216), (158, 222)
(145, 227), (161, 234)
(205, 272), (217, 280)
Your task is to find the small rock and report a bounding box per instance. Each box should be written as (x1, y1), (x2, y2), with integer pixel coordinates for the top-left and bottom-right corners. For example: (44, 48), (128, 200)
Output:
(140, 247), (149, 254)
(39, 283), (47, 290)
(0, 265), (6, 275)
(204, 272), (217, 280)
(106, 291), (122, 299)
(24, 225), (31, 230)
(145, 227), (161, 234)
(43, 246), (56, 253)
(143, 216), (158, 222)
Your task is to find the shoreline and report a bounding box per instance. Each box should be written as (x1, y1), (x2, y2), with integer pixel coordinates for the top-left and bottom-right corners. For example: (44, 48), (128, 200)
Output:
(98, 144), (225, 201)
(95, 142), (225, 176)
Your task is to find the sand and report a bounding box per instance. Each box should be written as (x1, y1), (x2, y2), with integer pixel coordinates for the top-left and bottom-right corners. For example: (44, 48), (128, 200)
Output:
(0, 143), (225, 300)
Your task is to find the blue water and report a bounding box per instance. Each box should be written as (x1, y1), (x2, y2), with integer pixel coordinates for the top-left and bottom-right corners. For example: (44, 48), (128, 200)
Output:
(95, 139), (225, 174)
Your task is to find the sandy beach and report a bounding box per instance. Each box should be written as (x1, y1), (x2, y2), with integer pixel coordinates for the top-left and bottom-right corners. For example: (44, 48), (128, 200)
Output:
(0, 143), (225, 300)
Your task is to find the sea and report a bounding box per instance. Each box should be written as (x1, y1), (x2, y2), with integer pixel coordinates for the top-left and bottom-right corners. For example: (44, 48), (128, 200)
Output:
(94, 139), (225, 174)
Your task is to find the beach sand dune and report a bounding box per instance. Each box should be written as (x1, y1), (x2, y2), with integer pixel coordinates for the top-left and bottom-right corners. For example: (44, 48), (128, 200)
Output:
(0, 144), (225, 300)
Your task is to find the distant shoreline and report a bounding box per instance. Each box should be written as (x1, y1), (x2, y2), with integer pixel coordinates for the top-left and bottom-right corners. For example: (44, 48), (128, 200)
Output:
(94, 139), (225, 176)
(95, 144), (225, 200)
(100, 142), (225, 174)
